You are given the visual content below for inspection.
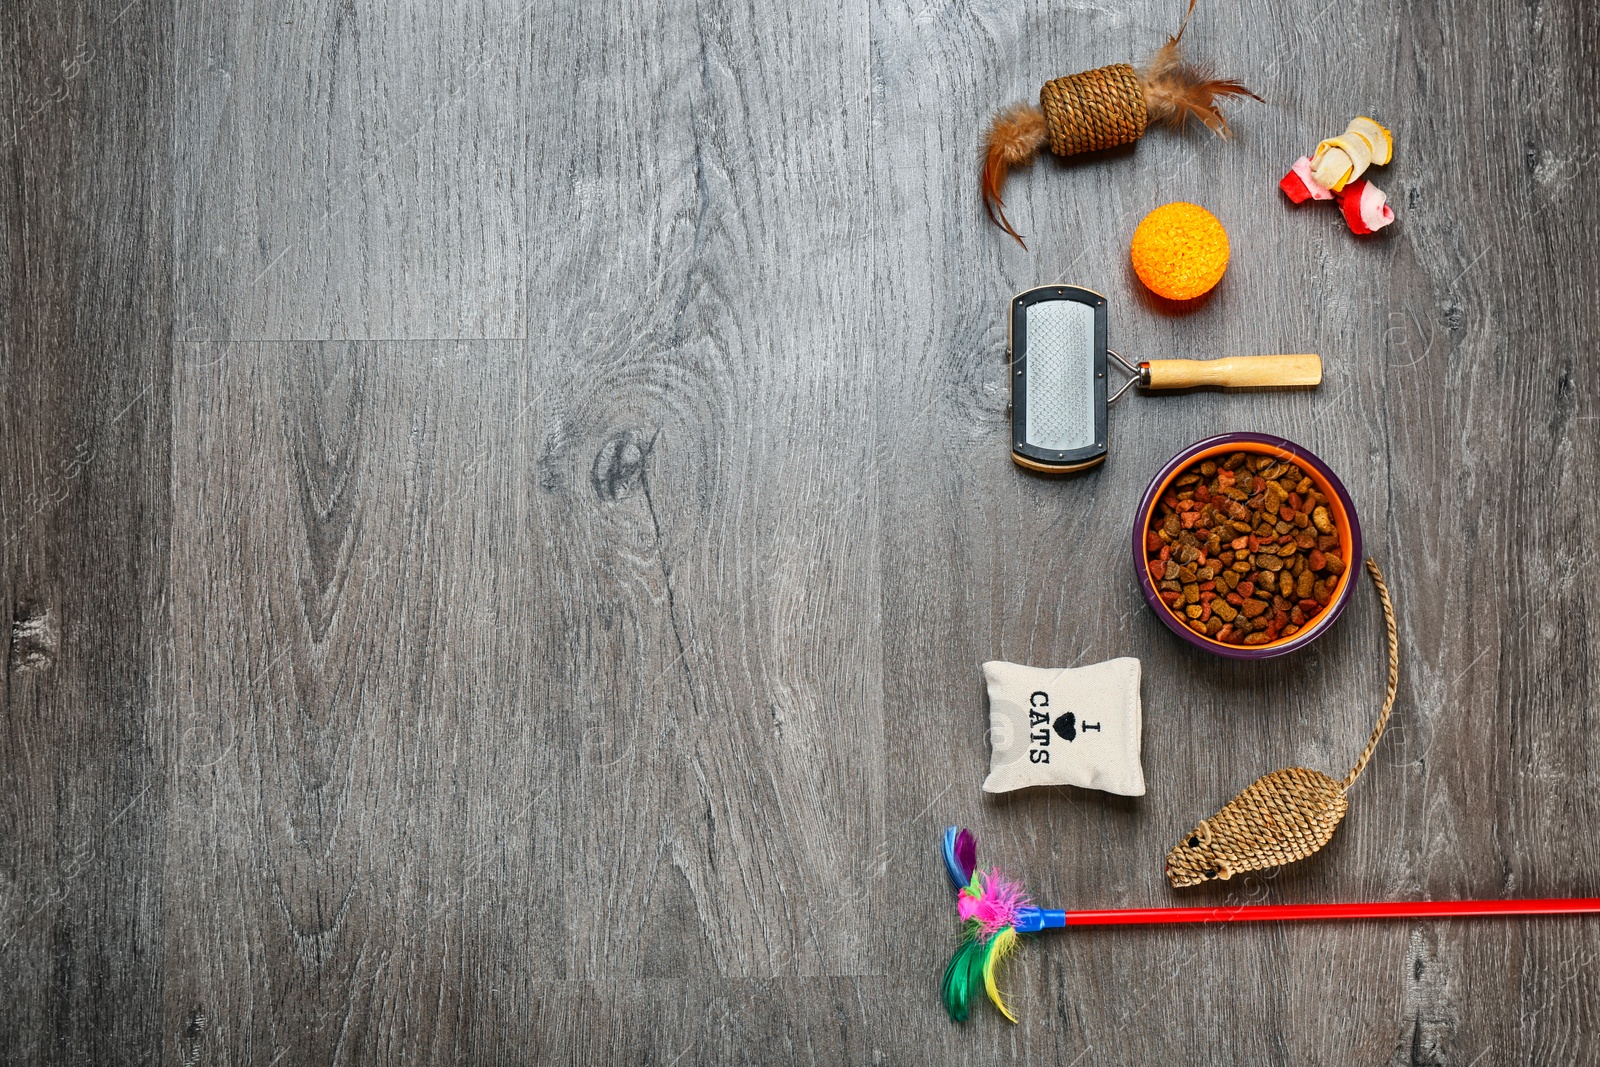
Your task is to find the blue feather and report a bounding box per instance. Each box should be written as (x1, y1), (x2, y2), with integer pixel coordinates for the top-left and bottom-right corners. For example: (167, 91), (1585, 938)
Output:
(942, 826), (977, 888)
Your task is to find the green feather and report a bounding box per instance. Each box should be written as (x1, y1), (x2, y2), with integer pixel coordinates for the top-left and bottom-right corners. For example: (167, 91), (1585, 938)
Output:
(941, 938), (980, 1021)
(945, 924), (1014, 1022)
(969, 935), (997, 1003)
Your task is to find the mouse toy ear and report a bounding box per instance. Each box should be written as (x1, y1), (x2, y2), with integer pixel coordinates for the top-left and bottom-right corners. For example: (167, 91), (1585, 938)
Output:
(979, 0), (1259, 247)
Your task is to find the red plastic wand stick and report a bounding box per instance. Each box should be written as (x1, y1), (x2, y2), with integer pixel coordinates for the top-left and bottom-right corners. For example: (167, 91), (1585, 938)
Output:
(1014, 898), (1600, 931)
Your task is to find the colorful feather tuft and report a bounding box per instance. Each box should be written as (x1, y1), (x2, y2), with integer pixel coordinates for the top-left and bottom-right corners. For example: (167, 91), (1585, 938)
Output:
(1140, 0), (1261, 136)
(942, 829), (1031, 1022)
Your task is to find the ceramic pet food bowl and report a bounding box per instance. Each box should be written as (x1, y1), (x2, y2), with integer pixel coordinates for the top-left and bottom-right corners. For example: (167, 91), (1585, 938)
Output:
(1134, 432), (1362, 659)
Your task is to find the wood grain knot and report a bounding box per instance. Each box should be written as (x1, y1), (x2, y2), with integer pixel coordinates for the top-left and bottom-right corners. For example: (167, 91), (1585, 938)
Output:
(181, 1006), (208, 1067)
(590, 430), (651, 503)
(9, 600), (56, 672)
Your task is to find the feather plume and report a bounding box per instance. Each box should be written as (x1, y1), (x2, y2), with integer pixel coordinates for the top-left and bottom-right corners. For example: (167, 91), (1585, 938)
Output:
(981, 103), (1048, 248)
(966, 870), (1030, 937)
(981, 927), (1021, 1023)
(942, 937), (982, 1021)
(953, 828), (977, 884)
(1140, 0), (1261, 136)
(942, 836), (1032, 1023)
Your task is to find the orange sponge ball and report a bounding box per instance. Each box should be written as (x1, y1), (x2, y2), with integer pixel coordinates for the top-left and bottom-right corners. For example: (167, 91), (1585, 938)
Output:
(1130, 202), (1230, 302)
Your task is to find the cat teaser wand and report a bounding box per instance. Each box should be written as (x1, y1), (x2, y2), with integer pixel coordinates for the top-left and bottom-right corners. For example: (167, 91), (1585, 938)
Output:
(940, 826), (1600, 1023)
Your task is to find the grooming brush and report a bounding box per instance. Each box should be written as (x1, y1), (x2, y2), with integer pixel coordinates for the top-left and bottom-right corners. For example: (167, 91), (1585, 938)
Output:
(940, 826), (1600, 1024)
(1009, 285), (1321, 473)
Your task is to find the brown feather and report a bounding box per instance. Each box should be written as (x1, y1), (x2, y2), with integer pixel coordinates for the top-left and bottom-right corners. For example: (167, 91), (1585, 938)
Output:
(1140, 0), (1261, 137)
(980, 103), (1047, 248)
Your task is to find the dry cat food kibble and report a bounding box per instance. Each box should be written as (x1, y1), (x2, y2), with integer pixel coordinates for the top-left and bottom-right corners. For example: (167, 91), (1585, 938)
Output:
(1144, 451), (1346, 646)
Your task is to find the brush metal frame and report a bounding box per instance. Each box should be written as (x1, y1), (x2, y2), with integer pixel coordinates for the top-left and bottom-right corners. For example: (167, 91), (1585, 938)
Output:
(1009, 284), (1108, 473)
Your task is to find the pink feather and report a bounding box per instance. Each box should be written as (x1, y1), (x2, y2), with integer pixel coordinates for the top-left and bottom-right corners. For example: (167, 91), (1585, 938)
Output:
(959, 870), (1032, 938)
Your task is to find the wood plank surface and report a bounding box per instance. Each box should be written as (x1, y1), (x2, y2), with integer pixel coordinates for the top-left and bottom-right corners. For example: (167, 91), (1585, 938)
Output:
(0, 0), (172, 1063)
(173, 0), (525, 340)
(2, 0), (1598, 1062)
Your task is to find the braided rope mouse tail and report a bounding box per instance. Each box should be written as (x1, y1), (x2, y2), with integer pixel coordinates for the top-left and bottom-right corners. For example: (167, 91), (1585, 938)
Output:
(1341, 559), (1400, 791)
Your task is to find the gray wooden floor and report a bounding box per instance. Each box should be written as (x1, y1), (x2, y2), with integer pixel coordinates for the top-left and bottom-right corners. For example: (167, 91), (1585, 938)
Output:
(3, 0), (1598, 1062)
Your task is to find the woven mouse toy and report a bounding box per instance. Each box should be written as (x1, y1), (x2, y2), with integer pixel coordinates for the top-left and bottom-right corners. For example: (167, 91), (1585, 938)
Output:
(1165, 560), (1399, 887)
(982, 0), (1260, 247)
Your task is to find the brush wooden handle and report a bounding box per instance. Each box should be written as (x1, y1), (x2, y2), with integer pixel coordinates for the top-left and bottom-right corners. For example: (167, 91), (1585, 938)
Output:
(1143, 354), (1322, 390)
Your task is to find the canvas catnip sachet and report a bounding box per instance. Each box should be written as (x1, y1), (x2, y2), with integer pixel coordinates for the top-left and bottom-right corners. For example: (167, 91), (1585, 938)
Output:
(982, 658), (1145, 796)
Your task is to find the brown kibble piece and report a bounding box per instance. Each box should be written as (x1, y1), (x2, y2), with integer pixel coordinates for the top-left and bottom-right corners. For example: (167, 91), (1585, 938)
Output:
(1263, 482), (1287, 515)
(1241, 598), (1269, 619)
(1296, 570), (1314, 599)
(1312, 506), (1334, 534)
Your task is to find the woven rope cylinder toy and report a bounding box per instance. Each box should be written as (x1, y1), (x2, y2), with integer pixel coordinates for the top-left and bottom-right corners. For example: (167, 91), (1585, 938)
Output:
(1039, 63), (1149, 157)
(981, 1), (1259, 247)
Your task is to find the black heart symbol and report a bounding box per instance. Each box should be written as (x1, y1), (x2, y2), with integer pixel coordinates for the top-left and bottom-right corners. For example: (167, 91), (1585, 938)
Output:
(1053, 712), (1076, 742)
